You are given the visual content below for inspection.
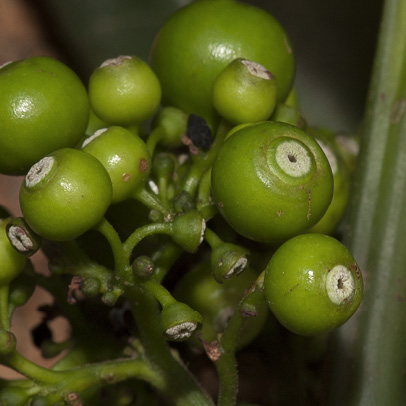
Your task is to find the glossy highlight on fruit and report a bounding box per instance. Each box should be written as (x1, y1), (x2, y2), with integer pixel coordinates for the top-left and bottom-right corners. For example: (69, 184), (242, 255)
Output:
(264, 233), (363, 336)
(211, 121), (334, 243)
(149, 0), (295, 128)
(19, 148), (112, 241)
(0, 56), (89, 175)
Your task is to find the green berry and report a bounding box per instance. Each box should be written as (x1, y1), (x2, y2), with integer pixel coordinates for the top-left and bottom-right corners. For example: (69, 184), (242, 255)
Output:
(264, 233), (363, 336)
(212, 58), (278, 125)
(88, 55), (161, 126)
(0, 56), (89, 175)
(81, 126), (151, 204)
(19, 148), (112, 241)
(211, 121), (334, 243)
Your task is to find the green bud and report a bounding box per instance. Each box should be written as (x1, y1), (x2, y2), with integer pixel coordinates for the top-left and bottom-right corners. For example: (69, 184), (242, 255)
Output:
(81, 277), (101, 298)
(171, 210), (206, 253)
(161, 301), (202, 341)
(132, 255), (155, 279)
(152, 153), (176, 180)
(6, 217), (42, 256)
(8, 272), (36, 307)
(211, 242), (250, 283)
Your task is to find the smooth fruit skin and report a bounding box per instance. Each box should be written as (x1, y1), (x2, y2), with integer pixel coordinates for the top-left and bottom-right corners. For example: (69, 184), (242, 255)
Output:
(88, 55), (161, 126)
(0, 56), (89, 175)
(264, 234), (363, 336)
(149, 0), (295, 128)
(81, 126), (151, 204)
(19, 148), (112, 241)
(211, 121), (334, 243)
(0, 218), (27, 286)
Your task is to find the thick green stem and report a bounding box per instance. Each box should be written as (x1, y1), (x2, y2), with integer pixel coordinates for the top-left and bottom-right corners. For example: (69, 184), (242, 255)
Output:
(215, 272), (266, 406)
(127, 286), (215, 406)
(327, 0), (406, 404)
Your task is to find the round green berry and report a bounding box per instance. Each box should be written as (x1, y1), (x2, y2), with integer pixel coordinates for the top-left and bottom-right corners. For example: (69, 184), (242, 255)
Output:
(81, 126), (151, 204)
(88, 55), (161, 126)
(264, 233), (363, 336)
(212, 58), (278, 125)
(0, 56), (89, 175)
(211, 121), (334, 243)
(19, 148), (112, 241)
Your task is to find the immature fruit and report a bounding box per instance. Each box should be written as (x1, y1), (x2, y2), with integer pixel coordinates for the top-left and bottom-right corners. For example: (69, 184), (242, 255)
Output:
(0, 218), (27, 286)
(88, 55), (161, 126)
(0, 56), (89, 175)
(212, 58), (278, 125)
(264, 233), (363, 336)
(150, 0), (295, 128)
(81, 126), (151, 204)
(211, 121), (334, 243)
(19, 148), (112, 241)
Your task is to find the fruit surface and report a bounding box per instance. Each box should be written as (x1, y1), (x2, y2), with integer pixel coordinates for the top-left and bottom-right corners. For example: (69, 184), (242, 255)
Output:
(0, 56), (89, 175)
(149, 0), (295, 128)
(19, 148), (112, 241)
(211, 121), (334, 243)
(264, 233), (363, 336)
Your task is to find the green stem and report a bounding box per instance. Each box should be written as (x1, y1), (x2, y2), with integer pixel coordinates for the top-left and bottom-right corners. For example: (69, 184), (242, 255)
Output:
(204, 228), (222, 249)
(214, 272), (266, 406)
(93, 217), (130, 277)
(139, 279), (176, 308)
(133, 186), (172, 218)
(1, 350), (61, 385)
(327, 1), (406, 405)
(127, 286), (215, 406)
(123, 222), (172, 260)
(0, 285), (10, 331)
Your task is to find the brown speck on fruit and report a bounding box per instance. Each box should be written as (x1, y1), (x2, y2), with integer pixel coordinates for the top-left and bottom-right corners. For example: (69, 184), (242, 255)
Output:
(351, 263), (361, 280)
(306, 189), (312, 220)
(241, 308), (257, 317)
(218, 201), (224, 208)
(122, 173), (132, 182)
(287, 283), (300, 294)
(140, 159), (148, 172)
(276, 210), (283, 217)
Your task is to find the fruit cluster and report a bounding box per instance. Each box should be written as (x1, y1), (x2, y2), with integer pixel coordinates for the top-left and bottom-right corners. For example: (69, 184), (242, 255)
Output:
(0, 1), (363, 405)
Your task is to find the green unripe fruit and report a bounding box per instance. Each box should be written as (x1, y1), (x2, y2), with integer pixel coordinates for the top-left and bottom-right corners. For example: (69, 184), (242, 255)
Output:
(212, 58), (278, 125)
(88, 55), (161, 126)
(0, 218), (27, 286)
(19, 148), (112, 241)
(0, 56), (89, 175)
(81, 126), (151, 204)
(8, 272), (36, 307)
(211, 121), (334, 243)
(271, 103), (307, 129)
(149, 0), (295, 128)
(307, 128), (351, 234)
(264, 233), (363, 336)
